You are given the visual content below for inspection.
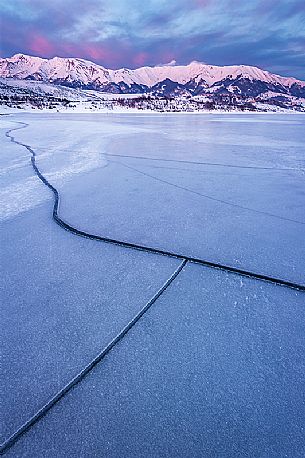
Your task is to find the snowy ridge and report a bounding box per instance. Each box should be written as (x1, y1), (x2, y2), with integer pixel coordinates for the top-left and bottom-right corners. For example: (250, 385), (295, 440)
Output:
(1, 54), (304, 91)
(0, 77), (89, 99)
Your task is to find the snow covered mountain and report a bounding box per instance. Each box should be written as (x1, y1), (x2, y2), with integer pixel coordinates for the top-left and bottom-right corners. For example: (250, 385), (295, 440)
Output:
(1, 53), (304, 99)
(1, 54), (305, 112)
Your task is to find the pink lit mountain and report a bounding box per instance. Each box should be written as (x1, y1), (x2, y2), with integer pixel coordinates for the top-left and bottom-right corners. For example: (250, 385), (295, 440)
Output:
(1, 54), (304, 99)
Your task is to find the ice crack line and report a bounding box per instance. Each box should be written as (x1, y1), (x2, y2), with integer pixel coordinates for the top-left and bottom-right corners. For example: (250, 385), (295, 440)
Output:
(0, 259), (187, 454)
(5, 121), (305, 294)
(108, 158), (305, 226)
(2, 119), (305, 453)
(21, 148), (305, 173)
(104, 151), (305, 173)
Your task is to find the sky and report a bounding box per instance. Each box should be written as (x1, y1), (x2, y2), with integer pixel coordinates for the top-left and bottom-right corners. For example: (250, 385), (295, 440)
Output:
(0, 0), (304, 79)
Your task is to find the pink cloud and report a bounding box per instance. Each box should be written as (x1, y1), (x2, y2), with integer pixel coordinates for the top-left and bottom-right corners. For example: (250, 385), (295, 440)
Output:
(83, 45), (111, 61)
(47, 42), (118, 65)
(133, 52), (149, 67)
(28, 34), (55, 55)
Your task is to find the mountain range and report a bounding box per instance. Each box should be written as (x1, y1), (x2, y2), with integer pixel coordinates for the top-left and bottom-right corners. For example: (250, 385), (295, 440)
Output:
(1, 54), (305, 111)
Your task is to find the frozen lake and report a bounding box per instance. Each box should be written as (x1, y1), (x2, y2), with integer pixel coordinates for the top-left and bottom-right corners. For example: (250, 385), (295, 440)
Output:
(2, 112), (305, 284)
(1, 112), (305, 456)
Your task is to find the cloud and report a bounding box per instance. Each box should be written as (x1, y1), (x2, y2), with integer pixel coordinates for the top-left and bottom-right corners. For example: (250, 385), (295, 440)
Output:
(0, 0), (304, 79)
(28, 33), (55, 55)
(162, 60), (177, 66)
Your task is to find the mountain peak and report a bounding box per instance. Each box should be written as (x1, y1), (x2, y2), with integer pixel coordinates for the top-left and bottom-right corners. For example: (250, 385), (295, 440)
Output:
(11, 53), (44, 61)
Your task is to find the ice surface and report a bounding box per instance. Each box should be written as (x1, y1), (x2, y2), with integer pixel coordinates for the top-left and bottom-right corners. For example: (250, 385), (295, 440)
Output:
(6, 112), (304, 284)
(1, 112), (305, 454)
(0, 134), (51, 220)
(6, 263), (305, 457)
(1, 200), (179, 442)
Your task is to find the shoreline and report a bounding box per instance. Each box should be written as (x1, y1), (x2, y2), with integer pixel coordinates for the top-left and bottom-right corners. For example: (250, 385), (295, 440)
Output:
(1, 106), (305, 115)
